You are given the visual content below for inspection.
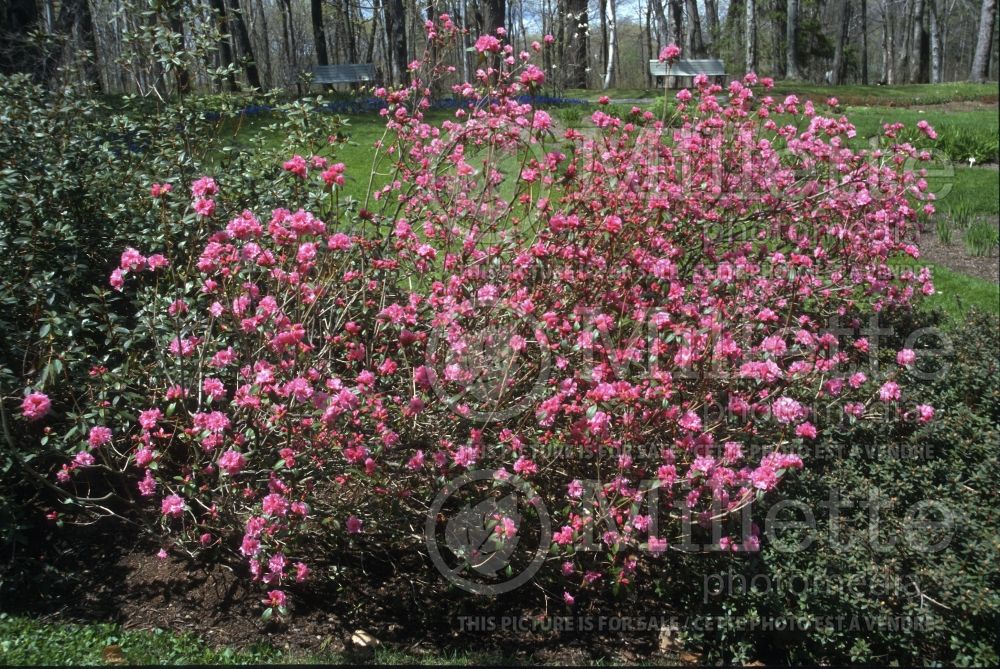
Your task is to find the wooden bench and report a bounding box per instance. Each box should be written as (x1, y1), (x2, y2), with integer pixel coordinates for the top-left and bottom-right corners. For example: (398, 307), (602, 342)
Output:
(649, 58), (726, 87)
(309, 64), (376, 87)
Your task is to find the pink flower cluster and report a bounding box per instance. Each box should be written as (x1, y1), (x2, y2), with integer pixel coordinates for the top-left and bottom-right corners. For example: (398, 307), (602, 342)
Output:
(60, 23), (940, 610)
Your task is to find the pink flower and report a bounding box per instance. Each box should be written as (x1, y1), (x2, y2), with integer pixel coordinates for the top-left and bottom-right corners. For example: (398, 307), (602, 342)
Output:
(678, 410), (702, 432)
(146, 254), (169, 270)
(191, 176), (218, 198)
(282, 155), (308, 179)
(264, 589), (287, 608)
(474, 35), (501, 53)
(88, 426), (112, 449)
(771, 397), (804, 424)
(73, 451), (95, 467)
(346, 515), (363, 534)
(109, 268), (125, 291)
(193, 197), (216, 218)
(563, 591), (575, 606)
(120, 247), (146, 271)
(658, 43), (681, 63)
(519, 65), (545, 86)
(262, 493), (289, 517)
(567, 479), (584, 498)
(513, 456), (537, 476)
(138, 471), (157, 496)
(150, 183), (173, 198)
(161, 494), (186, 518)
(916, 404), (935, 423)
(896, 349), (916, 367)
(218, 449), (246, 475)
(795, 422), (818, 439)
(138, 408), (162, 431)
(295, 562), (310, 582)
(878, 381), (901, 402)
(21, 392), (51, 420)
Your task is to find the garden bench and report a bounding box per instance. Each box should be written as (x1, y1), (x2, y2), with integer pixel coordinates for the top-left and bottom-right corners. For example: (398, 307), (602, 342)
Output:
(649, 58), (727, 87)
(309, 64), (376, 87)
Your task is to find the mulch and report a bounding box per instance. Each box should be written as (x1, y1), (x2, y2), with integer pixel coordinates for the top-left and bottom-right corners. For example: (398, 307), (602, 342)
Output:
(916, 215), (999, 284)
(0, 521), (695, 664)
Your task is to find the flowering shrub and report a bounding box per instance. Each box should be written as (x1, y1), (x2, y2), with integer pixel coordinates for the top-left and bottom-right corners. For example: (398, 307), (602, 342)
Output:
(39, 23), (940, 610)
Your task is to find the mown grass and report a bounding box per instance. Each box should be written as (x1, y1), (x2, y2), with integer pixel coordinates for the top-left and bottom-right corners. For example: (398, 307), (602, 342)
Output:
(564, 82), (999, 106)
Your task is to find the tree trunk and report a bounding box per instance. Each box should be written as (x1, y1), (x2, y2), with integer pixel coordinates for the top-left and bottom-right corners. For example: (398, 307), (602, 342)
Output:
(385, 0), (408, 84)
(311, 0), (329, 66)
(704, 0), (720, 47)
(668, 0), (683, 46)
(769, 0), (785, 75)
(54, 0), (100, 88)
(928, 0), (942, 82)
(745, 0), (757, 72)
(685, 0), (704, 56)
(564, 0), (589, 87)
(167, 5), (191, 95)
(226, 0), (261, 88)
(279, 0), (297, 87)
(970, 0), (997, 81)
(603, 0), (616, 88)
(652, 0), (669, 41)
(861, 0), (869, 83)
(482, 0), (505, 35)
(208, 0), (238, 91)
(786, 0), (801, 78)
(909, 0), (925, 82)
(884, 6), (897, 83)
(599, 0), (608, 72)
(832, 0), (852, 84)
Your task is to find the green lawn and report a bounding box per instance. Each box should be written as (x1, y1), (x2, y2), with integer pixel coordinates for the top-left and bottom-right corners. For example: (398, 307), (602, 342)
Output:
(563, 82), (999, 107)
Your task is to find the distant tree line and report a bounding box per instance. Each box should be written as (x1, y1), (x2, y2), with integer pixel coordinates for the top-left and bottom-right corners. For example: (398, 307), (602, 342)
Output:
(0, 0), (996, 94)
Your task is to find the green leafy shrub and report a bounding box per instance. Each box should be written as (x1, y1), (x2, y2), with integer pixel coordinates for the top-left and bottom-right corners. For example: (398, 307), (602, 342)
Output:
(0, 72), (346, 583)
(682, 309), (1000, 665)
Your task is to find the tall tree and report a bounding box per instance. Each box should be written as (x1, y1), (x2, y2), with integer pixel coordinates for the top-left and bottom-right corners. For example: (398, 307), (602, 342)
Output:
(564, 0), (589, 87)
(929, 0), (942, 82)
(652, 0), (669, 40)
(166, 1), (191, 94)
(704, 0), (720, 46)
(208, 0), (237, 91)
(685, 0), (704, 56)
(54, 0), (100, 87)
(832, 0), (852, 84)
(970, 0), (998, 81)
(860, 0), (869, 83)
(745, 0), (757, 71)
(909, 0), (927, 82)
(225, 0), (260, 88)
(603, 0), (617, 88)
(311, 0), (329, 66)
(668, 0), (683, 45)
(384, 0), (408, 84)
(482, 0), (505, 34)
(786, 0), (802, 78)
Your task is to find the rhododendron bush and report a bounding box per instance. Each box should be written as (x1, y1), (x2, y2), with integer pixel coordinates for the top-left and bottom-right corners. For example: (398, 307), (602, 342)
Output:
(40, 21), (941, 609)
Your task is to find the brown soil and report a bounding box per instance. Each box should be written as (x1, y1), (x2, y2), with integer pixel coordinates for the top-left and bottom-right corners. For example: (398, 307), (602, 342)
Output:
(916, 216), (1000, 284)
(0, 521), (702, 664)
